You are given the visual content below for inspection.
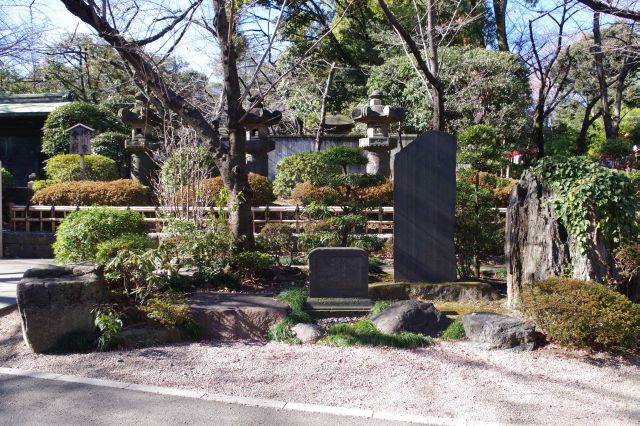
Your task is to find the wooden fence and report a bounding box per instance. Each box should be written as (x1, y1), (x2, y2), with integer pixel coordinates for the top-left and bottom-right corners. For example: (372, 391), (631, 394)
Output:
(8, 204), (395, 235)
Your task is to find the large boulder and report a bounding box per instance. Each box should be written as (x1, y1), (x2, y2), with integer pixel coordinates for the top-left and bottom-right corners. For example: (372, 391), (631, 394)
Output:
(17, 263), (107, 353)
(461, 312), (539, 351)
(505, 171), (615, 308)
(188, 292), (288, 340)
(370, 300), (445, 336)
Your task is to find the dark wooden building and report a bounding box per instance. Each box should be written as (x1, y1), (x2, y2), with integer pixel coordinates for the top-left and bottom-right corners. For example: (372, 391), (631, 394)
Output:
(0, 93), (72, 187)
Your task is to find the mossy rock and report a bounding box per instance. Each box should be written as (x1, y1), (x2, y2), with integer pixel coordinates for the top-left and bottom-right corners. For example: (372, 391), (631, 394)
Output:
(369, 281), (500, 302)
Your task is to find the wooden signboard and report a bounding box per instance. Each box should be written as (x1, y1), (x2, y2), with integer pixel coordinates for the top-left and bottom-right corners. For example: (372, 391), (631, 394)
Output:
(67, 123), (94, 155)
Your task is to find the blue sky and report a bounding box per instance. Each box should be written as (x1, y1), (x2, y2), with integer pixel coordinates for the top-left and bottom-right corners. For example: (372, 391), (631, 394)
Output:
(3, 0), (622, 78)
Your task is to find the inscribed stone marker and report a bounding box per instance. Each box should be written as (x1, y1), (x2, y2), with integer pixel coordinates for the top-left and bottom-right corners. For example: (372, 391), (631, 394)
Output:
(394, 131), (457, 283)
(308, 247), (369, 298)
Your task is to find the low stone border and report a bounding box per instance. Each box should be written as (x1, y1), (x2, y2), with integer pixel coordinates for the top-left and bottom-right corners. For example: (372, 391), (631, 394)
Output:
(0, 367), (512, 426)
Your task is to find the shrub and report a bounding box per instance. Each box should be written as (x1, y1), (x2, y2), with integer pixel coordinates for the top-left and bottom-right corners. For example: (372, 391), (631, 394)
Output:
(45, 154), (119, 182)
(616, 243), (640, 283)
(588, 138), (632, 160)
(31, 180), (53, 193)
(160, 146), (218, 189)
(352, 235), (385, 252)
(230, 251), (274, 279)
(140, 291), (191, 327)
(161, 218), (234, 285)
(1, 167), (13, 190)
(96, 234), (153, 267)
(94, 308), (123, 351)
(90, 132), (128, 168)
(457, 124), (505, 173)
(31, 179), (149, 206)
(54, 207), (148, 263)
(320, 146), (367, 172)
(257, 223), (295, 265)
(188, 174), (275, 206)
(522, 277), (640, 350)
(42, 101), (125, 156)
(292, 181), (339, 205)
(273, 151), (339, 197)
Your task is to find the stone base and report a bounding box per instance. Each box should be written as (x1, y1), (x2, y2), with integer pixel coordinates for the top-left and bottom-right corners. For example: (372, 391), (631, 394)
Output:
(305, 297), (372, 318)
(368, 281), (500, 302)
(188, 292), (288, 340)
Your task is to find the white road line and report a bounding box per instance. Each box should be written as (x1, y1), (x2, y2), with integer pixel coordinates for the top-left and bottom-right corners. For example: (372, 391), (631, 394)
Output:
(0, 367), (518, 425)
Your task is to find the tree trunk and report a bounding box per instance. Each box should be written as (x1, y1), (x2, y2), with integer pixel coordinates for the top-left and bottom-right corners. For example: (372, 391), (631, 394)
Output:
(493, 0), (509, 51)
(215, 0), (255, 249)
(532, 91), (545, 158)
(315, 62), (336, 151)
(593, 12), (614, 140)
(575, 97), (600, 155)
(426, 0), (444, 131)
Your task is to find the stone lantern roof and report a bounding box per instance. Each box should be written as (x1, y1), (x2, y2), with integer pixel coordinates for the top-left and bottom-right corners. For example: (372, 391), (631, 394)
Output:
(243, 96), (282, 128)
(351, 91), (405, 125)
(323, 114), (354, 134)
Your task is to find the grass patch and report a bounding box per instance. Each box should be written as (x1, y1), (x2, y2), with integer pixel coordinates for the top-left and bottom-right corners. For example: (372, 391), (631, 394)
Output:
(369, 300), (393, 317)
(277, 287), (307, 312)
(269, 287), (312, 343)
(440, 318), (465, 341)
(319, 320), (434, 348)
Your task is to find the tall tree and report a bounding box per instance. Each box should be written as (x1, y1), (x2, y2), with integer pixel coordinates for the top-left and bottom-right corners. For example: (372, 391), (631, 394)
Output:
(58, 0), (342, 247)
(525, 0), (575, 158)
(592, 16), (640, 140)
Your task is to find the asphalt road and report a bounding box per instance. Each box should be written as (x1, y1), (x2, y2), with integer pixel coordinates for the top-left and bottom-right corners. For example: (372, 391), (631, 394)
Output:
(0, 374), (415, 426)
(0, 259), (54, 312)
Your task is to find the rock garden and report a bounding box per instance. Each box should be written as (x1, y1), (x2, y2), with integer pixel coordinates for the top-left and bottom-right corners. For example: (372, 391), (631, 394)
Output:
(1, 1), (640, 422)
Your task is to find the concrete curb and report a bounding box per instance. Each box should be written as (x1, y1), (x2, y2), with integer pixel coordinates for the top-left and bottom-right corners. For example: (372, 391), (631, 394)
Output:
(0, 367), (516, 425)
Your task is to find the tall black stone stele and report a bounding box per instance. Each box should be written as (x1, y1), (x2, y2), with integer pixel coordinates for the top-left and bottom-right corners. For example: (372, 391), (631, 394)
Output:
(394, 131), (457, 283)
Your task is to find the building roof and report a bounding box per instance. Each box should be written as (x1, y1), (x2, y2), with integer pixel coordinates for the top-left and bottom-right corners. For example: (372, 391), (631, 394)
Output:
(0, 92), (73, 117)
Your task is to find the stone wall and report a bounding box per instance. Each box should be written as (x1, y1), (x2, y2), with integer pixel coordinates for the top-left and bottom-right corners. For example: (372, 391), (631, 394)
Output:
(3, 231), (55, 258)
(268, 135), (418, 180)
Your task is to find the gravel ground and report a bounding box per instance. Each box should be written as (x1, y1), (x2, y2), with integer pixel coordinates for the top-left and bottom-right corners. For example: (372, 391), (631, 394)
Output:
(1, 310), (639, 425)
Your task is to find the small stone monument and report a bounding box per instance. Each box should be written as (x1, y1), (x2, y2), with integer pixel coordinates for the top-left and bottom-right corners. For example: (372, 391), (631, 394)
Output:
(394, 131), (457, 283)
(66, 123), (94, 179)
(118, 92), (158, 186)
(243, 96), (282, 177)
(306, 247), (371, 316)
(352, 91), (405, 177)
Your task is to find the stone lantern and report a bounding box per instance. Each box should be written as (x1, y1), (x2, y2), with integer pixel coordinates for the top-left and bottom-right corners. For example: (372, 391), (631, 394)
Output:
(352, 91), (405, 177)
(118, 93), (157, 186)
(243, 96), (282, 177)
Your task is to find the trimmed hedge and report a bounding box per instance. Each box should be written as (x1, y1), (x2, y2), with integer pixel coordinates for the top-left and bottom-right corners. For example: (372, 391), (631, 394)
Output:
(42, 102), (125, 156)
(90, 132), (128, 168)
(273, 151), (340, 197)
(45, 154), (119, 182)
(291, 179), (393, 206)
(184, 174), (275, 206)
(522, 277), (640, 350)
(31, 179), (149, 206)
(54, 207), (148, 263)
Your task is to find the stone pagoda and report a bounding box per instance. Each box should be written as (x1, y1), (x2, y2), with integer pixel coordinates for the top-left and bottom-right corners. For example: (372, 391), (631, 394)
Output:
(243, 96), (282, 177)
(352, 91), (404, 177)
(118, 93), (158, 186)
